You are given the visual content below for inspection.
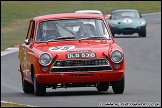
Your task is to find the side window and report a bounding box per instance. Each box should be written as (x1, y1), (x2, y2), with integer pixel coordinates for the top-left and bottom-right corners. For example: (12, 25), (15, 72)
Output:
(26, 20), (35, 43)
(37, 22), (43, 41)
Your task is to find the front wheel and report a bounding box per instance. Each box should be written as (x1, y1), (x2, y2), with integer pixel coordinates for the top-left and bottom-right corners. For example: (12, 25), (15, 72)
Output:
(96, 82), (109, 91)
(111, 75), (125, 94)
(33, 73), (46, 96)
(22, 75), (34, 93)
(138, 29), (146, 37)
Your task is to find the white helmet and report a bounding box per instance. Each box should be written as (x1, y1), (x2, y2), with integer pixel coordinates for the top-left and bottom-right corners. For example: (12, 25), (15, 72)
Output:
(43, 22), (56, 30)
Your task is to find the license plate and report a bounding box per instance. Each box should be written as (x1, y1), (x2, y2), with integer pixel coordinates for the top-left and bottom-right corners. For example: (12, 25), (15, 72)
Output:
(66, 53), (96, 59)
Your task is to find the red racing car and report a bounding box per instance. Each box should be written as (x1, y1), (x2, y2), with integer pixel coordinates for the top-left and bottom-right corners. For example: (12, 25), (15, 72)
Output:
(18, 13), (125, 96)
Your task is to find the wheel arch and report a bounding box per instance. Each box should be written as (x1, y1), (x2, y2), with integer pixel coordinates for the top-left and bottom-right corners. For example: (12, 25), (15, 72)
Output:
(31, 64), (35, 82)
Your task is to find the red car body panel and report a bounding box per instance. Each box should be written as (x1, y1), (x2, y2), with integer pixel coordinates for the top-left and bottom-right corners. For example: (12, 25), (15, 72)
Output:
(36, 72), (124, 84)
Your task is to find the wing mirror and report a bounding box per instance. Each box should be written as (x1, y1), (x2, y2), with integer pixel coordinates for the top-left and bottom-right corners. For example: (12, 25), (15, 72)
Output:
(24, 39), (30, 45)
(140, 14), (142, 18)
(109, 16), (112, 19)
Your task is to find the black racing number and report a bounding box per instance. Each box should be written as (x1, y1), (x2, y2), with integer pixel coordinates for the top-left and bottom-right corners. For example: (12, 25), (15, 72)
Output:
(66, 53), (96, 59)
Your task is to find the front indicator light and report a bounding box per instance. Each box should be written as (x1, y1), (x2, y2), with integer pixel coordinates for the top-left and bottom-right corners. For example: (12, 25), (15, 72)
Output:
(42, 67), (48, 72)
(114, 64), (120, 69)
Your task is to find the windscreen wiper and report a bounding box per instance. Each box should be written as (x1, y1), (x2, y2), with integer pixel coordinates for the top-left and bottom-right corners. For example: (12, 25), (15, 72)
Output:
(54, 36), (76, 40)
(85, 36), (107, 40)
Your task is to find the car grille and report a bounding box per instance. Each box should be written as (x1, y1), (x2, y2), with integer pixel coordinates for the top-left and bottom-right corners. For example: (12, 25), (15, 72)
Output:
(50, 58), (112, 73)
(122, 28), (134, 31)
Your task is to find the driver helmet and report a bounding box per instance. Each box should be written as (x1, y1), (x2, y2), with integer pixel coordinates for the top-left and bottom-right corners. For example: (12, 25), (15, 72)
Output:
(42, 22), (56, 36)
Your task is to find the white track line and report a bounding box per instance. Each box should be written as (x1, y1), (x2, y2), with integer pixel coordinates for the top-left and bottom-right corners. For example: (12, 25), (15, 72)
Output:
(1, 45), (19, 56)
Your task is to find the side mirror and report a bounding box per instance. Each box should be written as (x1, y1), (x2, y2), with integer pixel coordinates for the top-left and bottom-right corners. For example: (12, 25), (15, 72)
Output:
(140, 14), (142, 18)
(24, 39), (30, 45)
(109, 16), (111, 19)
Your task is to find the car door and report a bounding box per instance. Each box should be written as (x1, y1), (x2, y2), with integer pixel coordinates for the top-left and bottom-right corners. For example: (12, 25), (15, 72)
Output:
(22, 20), (35, 82)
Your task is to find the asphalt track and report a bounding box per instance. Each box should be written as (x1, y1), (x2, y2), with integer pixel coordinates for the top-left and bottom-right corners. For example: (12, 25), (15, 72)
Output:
(1, 13), (161, 107)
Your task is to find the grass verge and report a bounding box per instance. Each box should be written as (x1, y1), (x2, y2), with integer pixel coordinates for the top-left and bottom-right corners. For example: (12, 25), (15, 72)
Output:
(1, 101), (30, 107)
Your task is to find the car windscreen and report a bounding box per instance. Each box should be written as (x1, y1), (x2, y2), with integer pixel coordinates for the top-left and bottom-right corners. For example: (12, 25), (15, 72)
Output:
(36, 18), (110, 42)
(111, 11), (140, 20)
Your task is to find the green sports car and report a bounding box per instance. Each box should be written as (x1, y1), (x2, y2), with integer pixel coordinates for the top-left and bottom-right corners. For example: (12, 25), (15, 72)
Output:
(107, 9), (146, 37)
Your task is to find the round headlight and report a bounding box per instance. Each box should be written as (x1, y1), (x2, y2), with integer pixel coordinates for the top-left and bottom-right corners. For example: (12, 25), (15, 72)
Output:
(111, 22), (117, 27)
(39, 53), (52, 66)
(110, 50), (123, 63)
(140, 21), (145, 26)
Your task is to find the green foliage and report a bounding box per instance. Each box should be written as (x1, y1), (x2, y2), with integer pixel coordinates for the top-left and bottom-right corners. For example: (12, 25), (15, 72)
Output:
(1, 1), (161, 51)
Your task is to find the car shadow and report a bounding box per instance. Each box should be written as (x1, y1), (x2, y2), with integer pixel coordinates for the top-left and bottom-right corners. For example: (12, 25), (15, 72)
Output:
(44, 90), (113, 97)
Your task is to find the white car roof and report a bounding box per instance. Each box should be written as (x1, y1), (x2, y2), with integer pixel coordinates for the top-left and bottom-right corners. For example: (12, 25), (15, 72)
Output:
(75, 10), (102, 15)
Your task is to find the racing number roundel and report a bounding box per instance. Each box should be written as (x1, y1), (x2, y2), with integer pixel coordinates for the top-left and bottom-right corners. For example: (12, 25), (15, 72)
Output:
(49, 45), (75, 51)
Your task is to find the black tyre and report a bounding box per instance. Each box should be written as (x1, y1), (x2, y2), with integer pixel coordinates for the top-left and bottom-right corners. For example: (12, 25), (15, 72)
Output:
(96, 82), (109, 91)
(33, 73), (46, 96)
(111, 75), (125, 94)
(138, 29), (146, 37)
(22, 75), (34, 93)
